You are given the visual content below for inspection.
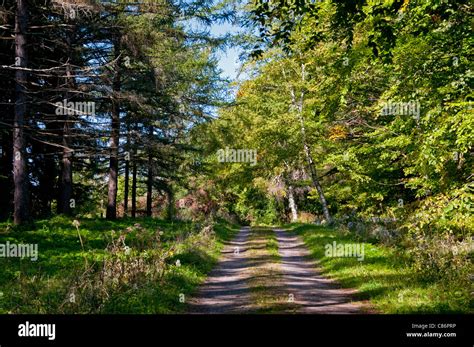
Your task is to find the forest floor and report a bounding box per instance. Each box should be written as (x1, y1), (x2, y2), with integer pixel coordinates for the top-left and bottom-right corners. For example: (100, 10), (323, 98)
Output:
(0, 218), (468, 313)
(188, 227), (369, 313)
(0, 216), (240, 313)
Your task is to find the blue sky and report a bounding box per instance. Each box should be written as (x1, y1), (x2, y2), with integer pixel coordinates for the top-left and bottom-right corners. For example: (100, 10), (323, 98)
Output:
(210, 21), (242, 81)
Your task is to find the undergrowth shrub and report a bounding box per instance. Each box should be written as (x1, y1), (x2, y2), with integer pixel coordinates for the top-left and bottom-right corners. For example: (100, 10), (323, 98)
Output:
(63, 223), (176, 313)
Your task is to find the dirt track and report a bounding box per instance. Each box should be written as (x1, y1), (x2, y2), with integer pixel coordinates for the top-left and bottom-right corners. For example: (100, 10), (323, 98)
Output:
(188, 227), (366, 314)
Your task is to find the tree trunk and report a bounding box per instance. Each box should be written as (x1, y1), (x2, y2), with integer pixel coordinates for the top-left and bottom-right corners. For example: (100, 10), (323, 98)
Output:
(301, 135), (332, 224)
(288, 64), (332, 224)
(106, 36), (121, 220)
(167, 186), (174, 220)
(55, 106), (71, 216)
(131, 157), (137, 218)
(146, 126), (153, 217)
(58, 22), (75, 215)
(39, 152), (56, 217)
(58, 120), (73, 215)
(0, 126), (13, 220)
(288, 185), (298, 222)
(123, 127), (130, 216)
(13, 0), (29, 225)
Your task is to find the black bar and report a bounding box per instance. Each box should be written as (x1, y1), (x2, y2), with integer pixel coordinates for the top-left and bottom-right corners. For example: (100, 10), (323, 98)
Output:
(0, 314), (472, 346)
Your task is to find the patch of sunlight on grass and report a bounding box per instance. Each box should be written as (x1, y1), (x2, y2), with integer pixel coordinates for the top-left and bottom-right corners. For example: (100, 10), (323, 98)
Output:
(283, 223), (472, 314)
(0, 216), (240, 313)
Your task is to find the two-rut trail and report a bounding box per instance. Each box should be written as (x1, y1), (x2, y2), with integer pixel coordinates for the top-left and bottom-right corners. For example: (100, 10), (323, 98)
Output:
(188, 226), (367, 314)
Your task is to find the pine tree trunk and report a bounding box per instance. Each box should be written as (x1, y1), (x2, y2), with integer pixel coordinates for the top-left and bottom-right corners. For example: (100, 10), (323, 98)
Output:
(58, 23), (74, 215)
(123, 128), (130, 216)
(39, 150), (55, 217)
(13, 0), (29, 225)
(106, 106), (119, 219)
(167, 186), (174, 220)
(58, 134), (73, 215)
(146, 160), (152, 217)
(106, 36), (121, 220)
(131, 157), (137, 218)
(124, 156), (129, 216)
(0, 127), (13, 219)
(146, 126), (153, 217)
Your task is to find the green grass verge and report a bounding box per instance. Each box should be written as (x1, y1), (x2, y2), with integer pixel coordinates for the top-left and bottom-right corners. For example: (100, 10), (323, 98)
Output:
(0, 216), (239, 314)
(284, 223), (472, 314)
